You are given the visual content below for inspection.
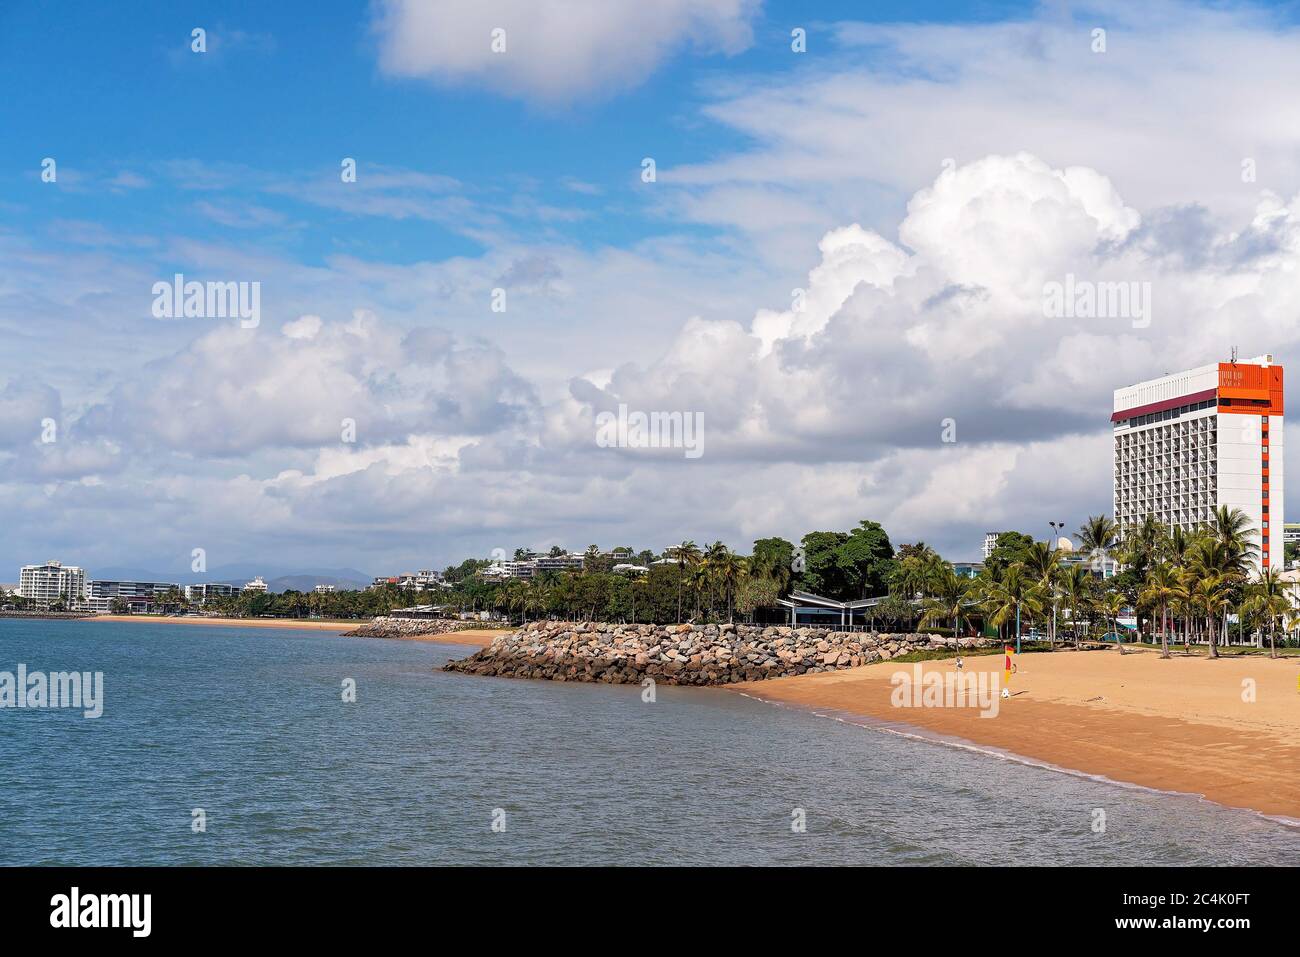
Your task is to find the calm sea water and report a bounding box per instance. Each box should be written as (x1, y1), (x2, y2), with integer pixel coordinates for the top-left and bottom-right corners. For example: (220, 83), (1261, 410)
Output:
(1, 618), (1297, 866)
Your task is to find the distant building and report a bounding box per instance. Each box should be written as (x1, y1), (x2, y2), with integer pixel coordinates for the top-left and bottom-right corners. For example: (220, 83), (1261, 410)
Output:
(480, 554), (584, 580)
(86, 580), (180, 614)
(314, 584), (336, 594)
(244, 576), (269, 594)
(1285, 523), (1300, 546)
(952, 561), (983, 579)
(533, 553), (584, 574)
(1060, 552), (1119, 579)
(185, 583), (242, 604)
(18, 561), (86, 609)
(370, 570), (445, 591)
(611, 563), (648, 576)
(981, 533), (1004, 560)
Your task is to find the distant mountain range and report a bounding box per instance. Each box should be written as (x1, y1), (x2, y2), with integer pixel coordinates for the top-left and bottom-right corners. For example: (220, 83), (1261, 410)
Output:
(88, 565), (374, 594)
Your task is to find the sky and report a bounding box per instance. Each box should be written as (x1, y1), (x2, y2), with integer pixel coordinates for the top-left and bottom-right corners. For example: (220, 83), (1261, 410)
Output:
(5, 0), (1300, 579)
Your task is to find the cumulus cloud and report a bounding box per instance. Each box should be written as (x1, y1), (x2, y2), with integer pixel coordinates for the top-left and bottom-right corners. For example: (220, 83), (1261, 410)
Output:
(566, 152), (1300, 476)
(83, 311), (538, 456)
(665, 1), (1300, 263)
(370, 0), (759, 102)
(0, 379), (61, 448)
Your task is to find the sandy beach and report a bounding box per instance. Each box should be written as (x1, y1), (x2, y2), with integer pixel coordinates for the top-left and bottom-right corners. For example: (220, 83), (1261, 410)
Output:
(82, 615), (508, 648)
(734, 647), (1300, 821)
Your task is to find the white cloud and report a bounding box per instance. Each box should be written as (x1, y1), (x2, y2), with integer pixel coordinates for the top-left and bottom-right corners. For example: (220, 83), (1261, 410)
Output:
(83, 311), (538, 456)
(568, 152), (1300, 485)
(370, 0), (759, 102)
(665, 2), (1300, 260)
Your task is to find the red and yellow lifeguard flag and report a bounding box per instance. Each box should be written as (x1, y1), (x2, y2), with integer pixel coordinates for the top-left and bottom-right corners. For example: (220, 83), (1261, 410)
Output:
(1004, 646), (1012, 686)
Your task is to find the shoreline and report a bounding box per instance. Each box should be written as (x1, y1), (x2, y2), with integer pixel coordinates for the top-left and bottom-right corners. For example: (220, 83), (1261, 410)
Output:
(730, 649), (1300, 821)
(348, 627), (509, 649)
(79, 615), (509, 647)
(82, 614), (356, 632)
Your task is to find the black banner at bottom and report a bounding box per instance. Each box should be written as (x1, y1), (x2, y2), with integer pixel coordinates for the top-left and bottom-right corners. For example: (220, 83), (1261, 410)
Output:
(0, 866), (1287, 943)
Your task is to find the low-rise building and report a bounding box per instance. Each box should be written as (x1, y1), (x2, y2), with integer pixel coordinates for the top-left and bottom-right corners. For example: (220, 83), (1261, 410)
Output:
(185, 583), (243, 604)
(244, 576), (269, 594)
(86, 580), (181, 614)
(480, 554), (584, 580)
(533, 553), (584, 574)
(371, 570), (446, 591)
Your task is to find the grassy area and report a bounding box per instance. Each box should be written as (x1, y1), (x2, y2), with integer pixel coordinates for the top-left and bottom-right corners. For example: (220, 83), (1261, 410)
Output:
(1132, 642), (1300, 658)
(889, 641), (1055, 664)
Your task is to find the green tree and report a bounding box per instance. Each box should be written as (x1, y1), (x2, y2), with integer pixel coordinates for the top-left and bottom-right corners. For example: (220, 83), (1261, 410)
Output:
(751, 537), (795, 593)
(673, 541), (701, 623)
(1140, 563), (1179, 659)
(1078, 514), (1118, 570)
(984, 532), (1036, 574)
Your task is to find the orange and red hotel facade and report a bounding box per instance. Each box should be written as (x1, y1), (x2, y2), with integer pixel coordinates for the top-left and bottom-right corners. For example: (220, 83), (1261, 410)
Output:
(1112, 356), (1283, 574)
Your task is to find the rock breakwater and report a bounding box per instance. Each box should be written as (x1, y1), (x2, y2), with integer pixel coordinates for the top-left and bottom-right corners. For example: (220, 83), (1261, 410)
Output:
(443, 620), (993, 685)
(343, 617), (482, 640)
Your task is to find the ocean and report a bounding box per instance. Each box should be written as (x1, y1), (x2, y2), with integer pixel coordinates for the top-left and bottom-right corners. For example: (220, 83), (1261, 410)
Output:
(2, 618), (1297, 866)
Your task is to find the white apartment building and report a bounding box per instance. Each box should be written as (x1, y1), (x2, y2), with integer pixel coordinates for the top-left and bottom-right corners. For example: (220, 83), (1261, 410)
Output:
(244, 576), (269, 593)
(18, 561), (87, 608)
(481, 554), (586, 580)
(981, 533), (1004, 560)
(1113, 355), (1283, 574)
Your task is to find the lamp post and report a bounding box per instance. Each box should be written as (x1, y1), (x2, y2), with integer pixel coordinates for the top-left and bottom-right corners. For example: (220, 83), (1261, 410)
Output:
(1048, 520), (1066, 646)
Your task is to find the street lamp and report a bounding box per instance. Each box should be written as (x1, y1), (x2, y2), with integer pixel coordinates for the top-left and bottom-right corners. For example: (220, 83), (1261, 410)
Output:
(1047, 521), (1067, 647)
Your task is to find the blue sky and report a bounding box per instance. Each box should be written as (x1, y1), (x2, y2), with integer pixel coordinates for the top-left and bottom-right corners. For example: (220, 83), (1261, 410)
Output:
(3, 0), (1040, 265)
(5, 0), (1300, 579)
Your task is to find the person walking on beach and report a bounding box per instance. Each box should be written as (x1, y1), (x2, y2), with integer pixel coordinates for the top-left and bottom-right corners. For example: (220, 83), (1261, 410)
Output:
(955, 654), (964, 672)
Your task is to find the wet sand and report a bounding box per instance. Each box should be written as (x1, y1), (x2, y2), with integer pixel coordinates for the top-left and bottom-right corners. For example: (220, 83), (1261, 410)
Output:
(733, 648), (1300, 820)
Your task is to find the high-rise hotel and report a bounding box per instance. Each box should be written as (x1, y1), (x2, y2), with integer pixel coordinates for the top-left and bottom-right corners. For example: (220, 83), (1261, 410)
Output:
(1113, 355), (1283, 573)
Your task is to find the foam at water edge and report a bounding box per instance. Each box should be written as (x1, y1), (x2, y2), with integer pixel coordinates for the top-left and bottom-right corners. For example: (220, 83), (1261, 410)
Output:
(733, 690), (1300, 831)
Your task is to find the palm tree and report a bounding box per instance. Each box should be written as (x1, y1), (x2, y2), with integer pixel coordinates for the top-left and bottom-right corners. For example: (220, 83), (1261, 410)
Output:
(1188, 535), (1251, 658)
(980, 564), (1043, 644)
(689, 563), (710, 621)
(1246, 566), (1289, 659)
(1078, 514), (1118, 572)
(1024, 540), (1064, 644)
(1210, 505), (1259, 565)
(711, 549), (748, 623)
(1167, 525), (1194, 567)
(673, 541), (701, 623)
(525, 582), (549, 625)
(1098, 589), (1127, 653)
(920, 566), (972, 638)
(1059, 565), (1093, 649)
(1140, 563), (1179, 659)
